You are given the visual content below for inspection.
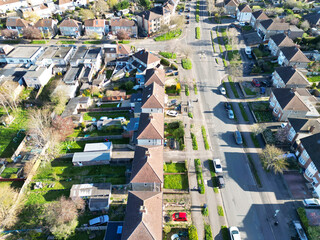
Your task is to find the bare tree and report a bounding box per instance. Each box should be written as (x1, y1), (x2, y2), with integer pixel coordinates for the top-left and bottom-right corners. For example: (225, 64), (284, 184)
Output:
(290, 18), (299, 26)
(23, 27), (42, 39)
(51, 116), (75, 141)
(300, 20), (310, 31)
(275, 127), (290, 143)
(0, 81), (20, 118)
(227, 56), (243, 79)
(0, 185), (18, 226)
(79, 8), (95, 20)
(1, 29), (18, 39)
(251, 124), (266, 136)
(23, 11), (40, 23)
(178, 44), (192, 58)
(94, 0), (109, 16)
(116, 29), (130, 40)
(228, 28), (238, 49)
(50, 89), (68, 115)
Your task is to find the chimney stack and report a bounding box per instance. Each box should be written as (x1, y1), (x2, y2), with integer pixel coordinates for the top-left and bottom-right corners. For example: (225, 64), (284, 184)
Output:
(145, 150), (150, 157)
(309, 125), (315, 133)
(140, 205), (147, 214)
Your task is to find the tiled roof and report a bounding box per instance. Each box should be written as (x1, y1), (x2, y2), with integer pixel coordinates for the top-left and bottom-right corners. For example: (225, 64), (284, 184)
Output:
(252, 10), (269, 20)
(141, 82), (165, 109)
(288, 118), (320, 134)
(137, 113), (164, 140)
(0, 0), (21, 6)
(274, 66), (309, 86)
(144, 68), (165, 87)
(117, 44), (131, 55)
(34, 19), (56, 28)
(57, 0), (72, 5)
(224, 0), (239, 7)
(133, 50), (160, 65)
(260, 19), (289, 31)
(6, 17), (30, 28)
(121, 191), (163, 240)
(280, 46), (310, 63)
(60, 19), (82, 27)
(270, 33), (295, 47)
(109, 18), (135, 27)
(304, 12), (320, 26)
(238, 4), (252, 13)
(300, 133), (320, 170)
(271, 88), (310, 111)
(84, 19), (105, 27)
(130, 145), (163, 184)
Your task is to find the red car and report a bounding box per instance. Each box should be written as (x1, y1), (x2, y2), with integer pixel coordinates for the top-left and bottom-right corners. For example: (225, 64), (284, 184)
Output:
(172, 212), (187, 221)
(252, 79), (261, 87)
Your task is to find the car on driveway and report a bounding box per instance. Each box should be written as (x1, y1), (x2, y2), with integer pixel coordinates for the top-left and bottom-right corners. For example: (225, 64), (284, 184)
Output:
(172, 212), (187, 221)
(234, 131), (243, 145)
(220, 87), (226, 95)
(229, 226), (241, 240)
(252, 79), (261, 87)
(166, 110), (178, 117)
(224, 102), (231, 110)
(228, 109), (234, 119)
(213, 159), (222, 173)
(303, 198), (320, 208)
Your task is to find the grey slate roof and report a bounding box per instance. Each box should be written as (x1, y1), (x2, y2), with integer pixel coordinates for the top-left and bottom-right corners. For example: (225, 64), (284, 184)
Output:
(72, 151), (111, 163)
(300, 133), (320, 170)
(288, 118), (320, 134)
(304, 12), (320, 26)
(274, 66), (309, 86)
(269, 33), (294, 47)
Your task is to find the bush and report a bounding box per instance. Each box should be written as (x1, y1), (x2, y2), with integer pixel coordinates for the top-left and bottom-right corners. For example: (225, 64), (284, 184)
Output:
(182, 58), (192, 69)
(188, 112), (193, 118)
(196, 14), (199, 22)
(159, 51), (176, 59)
(217, 205), (224, 216)
(297, 207), (309, 229)
(185, 84), (190, 96)
(194, 159), (205, 194)
(188, 225), (198, 240)
(204, 224), (213, 240)
(196, 27), (200, 39)
(194, 84), (198, 94)
(201, 126), (210, 150)
(171, 63), (178, 70)
(160, 58), (170, 66)
(202, 206), (209, 216)
(191, 133), (198, 150)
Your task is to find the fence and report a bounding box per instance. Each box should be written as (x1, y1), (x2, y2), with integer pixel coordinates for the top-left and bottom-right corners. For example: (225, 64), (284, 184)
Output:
(78, 107), (131, 113)
(0, 164), (5, 175)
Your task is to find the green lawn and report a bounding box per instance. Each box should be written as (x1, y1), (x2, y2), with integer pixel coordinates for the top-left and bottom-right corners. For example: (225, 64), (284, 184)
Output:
(30, 40), (48, 44)
(253, 111), (273, 123)
(67, 126), (123, 138)
(244, 87), (256, 96)
(2, 40), (21, 44)
(83, 40), (102, 44)
(228, 76), (239, 98)
(0, 167), (19, 178)
(164, 174), (189, 190)
(238, 103), (249, 122)
(154, 29), (182, 41)
(99, 103), (119, 108)
(159, 51), (176, 59)
(196, 27), (200, 39)
(308, 76), (320, 82)
(164, 163), (186, 173)
(118, 40), (130, 44)
(83, 111), (130, 121)
(57, 40), (76, 44)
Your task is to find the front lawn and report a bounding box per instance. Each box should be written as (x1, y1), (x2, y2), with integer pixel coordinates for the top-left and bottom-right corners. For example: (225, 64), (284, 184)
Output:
(83, 111), (130, 121)
(98, 103), (119, 108)
(154, 29), (182, 41)
(308, 75), (320, 82)
(165, 121), (185, 150)
(159, 51), (176, 59)
(181, 58), (192, 70)
(0, 167), (19, 178)
(67, 125), (123, 138)
(83, 40), (102, 44)
(30, 40), (48, 44)
(164, 162), (187, 173)
(164, 174), (189, 190)
(244, 86), (256, 96)
(254, 111), (273, 122)
(57, 40), (76, 44)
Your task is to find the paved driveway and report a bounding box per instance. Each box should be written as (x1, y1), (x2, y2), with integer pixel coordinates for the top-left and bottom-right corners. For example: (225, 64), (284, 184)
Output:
(283, 171), (313, 199)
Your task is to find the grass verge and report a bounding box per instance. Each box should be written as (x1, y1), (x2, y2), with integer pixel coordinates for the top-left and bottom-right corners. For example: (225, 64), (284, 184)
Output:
(194, 84), (198, 95)
(247, 154), (262, 188)
(250, 133), (260, 148)
(228, 76), (239, 98)
(154, 29), (182, 41)
(83, 40), (102, 44)
(217, 205), (224, 216)
(191, 133), (198, 150)
(205, 224), (213, 240)
(238, 102), (249, 122)
(196, 27), (200, 39)
(194, 159), (205, 194)
(201, 126), (210, 150)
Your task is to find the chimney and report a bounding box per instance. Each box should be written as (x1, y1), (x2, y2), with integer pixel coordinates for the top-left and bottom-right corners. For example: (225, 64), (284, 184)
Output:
(149, 114), (153, 119)
(139, 205), (147, 214)
(309, 125), (315, 133)
(145, 150), (150, 157)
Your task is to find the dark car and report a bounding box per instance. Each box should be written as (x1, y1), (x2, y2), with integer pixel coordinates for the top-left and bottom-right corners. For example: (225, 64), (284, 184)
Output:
(224, 102), (231, 110)
(252, 79), (261, 87)
(217, 175), (225, 188)
(186, 20), (190, 24)
(234, 131), (243, 145)
(186, 15), (190, 19)
(260, 79), (272, 87)
(169, 138), (176, 149)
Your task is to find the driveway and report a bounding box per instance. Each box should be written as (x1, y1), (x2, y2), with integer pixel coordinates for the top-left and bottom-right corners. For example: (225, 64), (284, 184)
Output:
(283, 171), (313, 199)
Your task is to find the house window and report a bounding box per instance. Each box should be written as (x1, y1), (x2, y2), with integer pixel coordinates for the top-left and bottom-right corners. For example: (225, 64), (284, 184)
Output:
(274, 108), (279, 114)
(310, 162), (317, 171)
(299, 156), (306, 165)
(303, 150), (309, 159)
(305, 169), (313, 178)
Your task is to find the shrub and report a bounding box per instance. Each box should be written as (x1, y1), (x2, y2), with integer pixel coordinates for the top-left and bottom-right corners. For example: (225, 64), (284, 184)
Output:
(196, 14), (199, 22)
(159, 51), (177, 59)
(163, 225), (171, 234)
(196, 27), (200, 39)
(297, 207), (309, 229)
(188, 225), (198, 240)
(185, 84), (190, 96)
(202, 206), (209, 216)
(217, 205), (224, 216)
(194, 159), (205, 194)
(182, 58), (192, 69)
(160, 58), (170, 66)
(188, 112), (193, 118)
(154, 29), (182, 41)
(204, 224), (213, 240)
(194, 84), (198, 94)
(191, 133), (198, 150)
(201, 126), (210, 150)
(171, 63), (178, 70)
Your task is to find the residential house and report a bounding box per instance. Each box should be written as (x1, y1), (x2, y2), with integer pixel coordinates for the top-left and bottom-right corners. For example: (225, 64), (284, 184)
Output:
(102, 90), (129, 101)
(278, 46), (310, 69)
(286, 117), (320, 143)
(70, 47), (87, 66)
(0, 45), (14, 63)
(132, 50), (161, 73)
(257, 19), (289, 41)
(104, 43), (131, 64)
(304, 12), (320, 28)
(72, 142), (113, 166)
(5, 46), (44, 65)
(61, 96), (91, 122)
(23, 64), (53, 88)
(0, 0), (28, 13)
(269, 88), (319, 121)
(144, 68), (165, 87)
(34, 19), (58, 38)
(250, 10), (269, 29)
(272, 66), (310, 88)
(136, 112), (164, 145)
(73, 0), (87, 7)
(224, 0), (239, 16)
(141, 82), (165, 113)
(63, 66), (84, 85)
(30, 3), (53, 18)
(288, 25), (304, 40)
(109, 18), (137, 37)
(56, 0), (74, 12)
(136, 6), (171, 35)
(292, 7), (302, 14)
(130, 145), (163, 191)
(121, 191), (162, 240)
(236, 4), (252, 22)
(59, 19), (82, 38)
(6, 17), (30, 35)
(295, 133), (320, 197)
(70, 183), (112, 211)
(84, 19), (107, 37)
(268, 33), (295, 56)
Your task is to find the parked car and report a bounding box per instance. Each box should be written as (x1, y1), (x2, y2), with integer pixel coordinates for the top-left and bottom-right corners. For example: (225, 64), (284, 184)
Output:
(252, 79), (261, 87)
(186, 15), (190, 19)
(229, 226), (241, 240)
(220, 87), (226, 95)
(172, 212), (187, 221)
(228, 109), (234, 119)
(168, 99), (177, 107)
(224, 102), (231, 111)
(245, 46), (252, 55)
(293, 221), (308, 240)
(217, 175), (225, 188)
(89, 215), (109, 226)
(239, 22), (245, 26)
(303, 198), (320, 208)
(186, 20), (190, 24)
(166, 110), (178, 117)
(213, 159), (223, 173)
(260, 79), (272, 87)
(169, 138), (176, 149)
(234, 131), (243, 145)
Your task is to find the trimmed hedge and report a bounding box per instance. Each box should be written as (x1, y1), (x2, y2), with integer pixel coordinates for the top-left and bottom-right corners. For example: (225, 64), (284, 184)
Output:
(204, 224), (213, 240)
(201, 126), (210, 150)
(196, 27), (200, 39)
(191, 133), (198, 150)
(182, 58), (192, 69)
(185, 84), (190, 96)
(160, 58), (170, 66)
(188, 225), (199, 240)
(194, 159), (205, 194)
(159, 51), (176, 59)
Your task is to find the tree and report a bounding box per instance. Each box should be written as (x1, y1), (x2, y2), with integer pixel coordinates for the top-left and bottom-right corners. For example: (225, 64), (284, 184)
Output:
(260, 145), (288, 174)
(124, 81), (134, 90)
(228, 28), (238, 48)
(107, 0), (118, 9)
(173, 127), (184, 139)
(115, 0), (129, 10)
(0, 185), (18, 226)
(23, 27), (41, 39)
(23, 11), (40, 23)
(275, 127), (289, 143)
(1, 29), (18, 39)
(0, 81), (20, 119)
(79, 8), (95, 20)
(300, 20), (310, 31)
(116, 29), (130, 40)
(179, 44), (192, 58)
(139, 0), (151, 9)
(52, 116), (75, 141)
(43, 197), (85, 240)
(290, 18), (299, 26)
(95, 0), (109, 15)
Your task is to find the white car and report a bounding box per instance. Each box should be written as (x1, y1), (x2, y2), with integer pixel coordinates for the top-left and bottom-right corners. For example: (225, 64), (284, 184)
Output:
(229, 226), (241, 240)
(166, 110), (178, 117)
(213, 159), (222, 173)
(220, 87), (226, 95)
(303, 198), (320, 208)
(239, 22), (245, 26)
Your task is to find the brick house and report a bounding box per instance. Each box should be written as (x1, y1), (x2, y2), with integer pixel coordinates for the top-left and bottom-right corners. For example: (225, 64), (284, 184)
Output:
(272, 66), (310, 88)
(84, 19), (107, 37)
(109, 18), (137, 37)
(277, 46), (310, 69)
(59, 19), (82, 38)
(250, 10), (269, 29)
(257, 19), (289, 41)
(268, 33), (295, 56)
(236, 4), (252, 22)
(224, 0), (239, 16)
(6, 17), (30, 35)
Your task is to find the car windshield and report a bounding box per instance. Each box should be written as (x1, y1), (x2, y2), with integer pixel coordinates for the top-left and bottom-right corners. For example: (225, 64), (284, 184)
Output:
(231, 230), (239, 235)
(175, 213), (180, 218)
